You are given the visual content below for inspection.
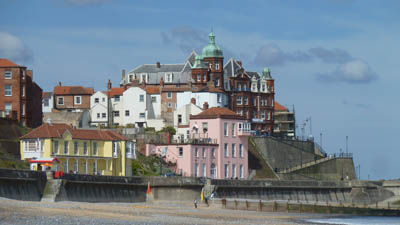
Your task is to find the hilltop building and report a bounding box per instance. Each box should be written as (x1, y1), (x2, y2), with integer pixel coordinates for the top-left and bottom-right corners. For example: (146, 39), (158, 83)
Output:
(20, 123), (136, 176)
(53, 82), (94, 112)
(273, 102), (295, 139)
(0, 58), (42, 127)
(146, 107), (250, 179)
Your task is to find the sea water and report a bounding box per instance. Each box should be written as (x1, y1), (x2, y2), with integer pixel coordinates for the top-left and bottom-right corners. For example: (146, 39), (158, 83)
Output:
(306, 216), (400, 225)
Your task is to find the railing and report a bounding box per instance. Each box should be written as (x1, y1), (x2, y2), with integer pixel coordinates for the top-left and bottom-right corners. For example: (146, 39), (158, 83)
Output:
(233, 88), (251, 92)
(171, 137), (218, 145)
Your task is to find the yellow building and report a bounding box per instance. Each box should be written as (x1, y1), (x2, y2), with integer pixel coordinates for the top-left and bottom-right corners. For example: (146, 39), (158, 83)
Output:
(20, 123), (135, 176)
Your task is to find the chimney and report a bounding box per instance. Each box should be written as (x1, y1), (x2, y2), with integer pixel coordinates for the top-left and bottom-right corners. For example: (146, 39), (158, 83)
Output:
(58, 81), (62, 86)
(191, 98), (196, 105)
(107, 79), (112, 90)
(160, 77), (164, 87)
(156, 62), (161, 68)
(121, 69), (126, 80)
(203, 102), (209, 110)
(237, 61), (242, 67)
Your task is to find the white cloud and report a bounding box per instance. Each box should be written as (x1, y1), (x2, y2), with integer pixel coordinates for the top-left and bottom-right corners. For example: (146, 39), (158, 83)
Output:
(253, 43), (313, 66)
(317, 59), (377, 84)
(0, 32), (33, 63)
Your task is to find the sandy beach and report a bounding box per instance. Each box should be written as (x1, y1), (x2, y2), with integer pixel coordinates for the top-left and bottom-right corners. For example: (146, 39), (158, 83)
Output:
(0, 197), (330, 225)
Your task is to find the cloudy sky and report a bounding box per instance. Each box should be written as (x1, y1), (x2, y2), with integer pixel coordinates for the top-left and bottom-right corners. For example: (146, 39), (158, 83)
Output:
(1, 0), (399, 180)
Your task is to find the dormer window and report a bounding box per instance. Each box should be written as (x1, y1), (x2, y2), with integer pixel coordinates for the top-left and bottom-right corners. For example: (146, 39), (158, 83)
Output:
(262, 84), (266, 92)
(252, 83), (257, 91)
(197, 74), (201, 81)
(129, 74), (134, 82)
(209, 63), (212, 69)
(237, 83), (241, 91)
(165, 73), (173, 83)
(140, 74), (148, 83)
(203, 75), (207, 81)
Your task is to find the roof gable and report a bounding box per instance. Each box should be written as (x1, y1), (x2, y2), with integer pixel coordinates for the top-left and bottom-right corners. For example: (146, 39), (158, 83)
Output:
(0, 58), (20, 67)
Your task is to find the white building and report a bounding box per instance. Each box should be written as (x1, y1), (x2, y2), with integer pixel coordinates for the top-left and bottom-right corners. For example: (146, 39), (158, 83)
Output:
(90, 91), (108, 126)
(176, 89), (228, 110)
(173, 103), (202, 142)
(42, 92), (53, 113)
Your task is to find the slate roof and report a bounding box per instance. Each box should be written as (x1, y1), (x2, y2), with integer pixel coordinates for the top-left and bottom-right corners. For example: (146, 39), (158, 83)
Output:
(54, 86), (94, 95)
(21, 123), (126, 141)
(0, 58), (20, 67)
(224, 58), (242, 78)
(190, 107), (245, 120)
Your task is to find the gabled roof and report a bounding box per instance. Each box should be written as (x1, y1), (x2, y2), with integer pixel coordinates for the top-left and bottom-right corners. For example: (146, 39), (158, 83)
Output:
(0, 58), (20, 67)
(223, 58), (242, 78)
(54, 86), (94, 95)
(185, 50), (198, 66)
(107, 87), (124, 97)
(130, 64), (184, 73)
(274, 102), (288, 111)
(21, 123), (126, 141)
(190, 107), (245, 120)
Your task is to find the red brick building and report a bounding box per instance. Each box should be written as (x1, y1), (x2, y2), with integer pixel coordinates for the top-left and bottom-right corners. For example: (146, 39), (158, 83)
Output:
(53, 83), (94, 112)
(0, 58), (42, 127)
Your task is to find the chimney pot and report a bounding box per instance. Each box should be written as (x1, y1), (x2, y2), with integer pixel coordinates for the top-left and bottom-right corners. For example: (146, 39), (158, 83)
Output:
(203, 102), (209, 110)
(107, 79), (112, 90)
(156, 62), (161, 68)
(191, 98), (196, 105)
(122, 69), (126, 80)
(58, 81), (62, 86)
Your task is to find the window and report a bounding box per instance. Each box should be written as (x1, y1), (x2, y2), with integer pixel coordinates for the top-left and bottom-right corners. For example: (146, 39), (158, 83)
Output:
(178, 147), (183, 157)
(253, 98), (257, 106)
(125, 110), (130, 116)
(238, 83), (241, 91)
(215, 78), (220, 86)
(83, 142), (88, 155)
(224, 143), (228, 157)
(202, 122), (208, 133)
(83, 161), (87, 174)
(167, 92), (172, 98)
(261, 111), (265, 119)
(217, 94), (221, 103)
(252, 83), (257, 91)
(74, 96), (81, 104)
(4, 85), (11, 96)
(102, 97), (105, 102)
(21, 84), (25, 97)
(74, 141), (78, 154)
(129, 74), (133, 82)
(93, 161), (97, 174)
(224, 164), (229, 178)
(197, 74), (201, 81)
(195, 148), (199, 158)
(168, 102), (172, 108)
(114, 95), (120, 102)
(202, 164), (206, 177)
(203, 75), (207, 81)
(232, 123), (236, 137)
(209, 63), (212, 69)
(21, 70), (25, 79)
(239, 144), (243, 158)
(4, 103), (11, 115)
(44, 98), (49, 107)
(194, 163), (199, 177)
(232, 144), (236, 158)
(224, 122), (228, 136)
(113, 111), (119, 117)
(54, 141), (59, 154)
(202, 148), (206, 158)
(262, 84), (266, 92)
(74, 160), (78, 172)
(244, 97), (248, 105)
(267, 111), (271, 120)
(165, 73), (173, 83)
(4, 71), (11, 79)
(240, 164), (244, 179)
(97, 113), (100, 119)
(64, 160), (68, 172)
(215, 63), (219, 70)
(102, 113), (106, 118)
(58, 97), (64, 105)
(210, 164), (216, 179)
(139, 113), (145, 118)
(64, 141), (69, 154)
(139, 95), (144, 102)
(224, 82), (228, 90)
(232, 164), (236, 178)
(140, 74), (147, 83)
(211, 148), (215, 158)
(21, 103), (25, 116)
(95, 98), (99, 103)
(236, 96), (242, 105)
(151, 96), (157, 103)
(93, 142), (97, 155)
(178, 114), (182, 124)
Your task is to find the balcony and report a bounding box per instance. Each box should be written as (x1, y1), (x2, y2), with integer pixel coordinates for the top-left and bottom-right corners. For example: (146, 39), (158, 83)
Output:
(251, 118), (266, 123)
(172, 133), (218, 145)
(233, 88), (251, 92)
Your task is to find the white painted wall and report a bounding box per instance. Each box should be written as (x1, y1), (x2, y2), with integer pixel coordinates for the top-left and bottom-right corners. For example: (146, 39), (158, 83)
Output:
(111, 94), (124, 126)
(42, 95), (53, 113)
(90, 91), (108, 126)
(122, 87), (147, 126)
(173, 103), (202, 141)
(147, 94), (161, 119)
(176, 91), (228, 109)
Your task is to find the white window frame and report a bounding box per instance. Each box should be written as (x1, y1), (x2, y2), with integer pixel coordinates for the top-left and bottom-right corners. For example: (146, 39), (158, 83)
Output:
(202, 163), (206, 177)
(74, 141), (78, 155)
(194, 163), (199, 177)
(125, 110), (130, 116)
(74, 160), (78, 173)
(4, 85), (12, 96)
(232, 123), (236, 137)
(239, 144), (243, 158)
(97, 113), (100, 119)
(195, 148), (199, 158)
(178, 147), (183, 157)
(139, 113), (145, 118)
(4, 103), (11, 115)
(236, 96), (242, 105)
(21, 84), (25, 97)
(83, 142), (88, 155)
(114, 95), (120, 102)
(74, 96), (82, 105)
(21, 103), (25, 116)
(211, 148), (215, 158)
(224, 164), (229, 179)
(151, 96), (157, 103)
(113, 111), (120, 117)
(4, 71), (11, 79)
(102, 113), (106, 118)
(167, 92), (172, 99)
(232, 144), (236, 158)
(202, 148), (206, 158)
(139, 94), (144, 102)
(54, 141), (59, 154)
(232, 164), (236, 178)
(224, 122), (228, 136)
(165, 73), (173, 83)
(240, 164), (244, 179)
(93, 142), (97, 155)
(224, 143), (228, 157)
(217, 94), (221, 103)
(57, 97), (64, 105)
(64, 141), (69, 154)
(215, 63), (219, 70)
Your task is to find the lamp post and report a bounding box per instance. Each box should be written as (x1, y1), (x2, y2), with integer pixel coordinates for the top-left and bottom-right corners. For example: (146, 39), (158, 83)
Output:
(320, 133), (323, 149)
(346, 136), (348, 156)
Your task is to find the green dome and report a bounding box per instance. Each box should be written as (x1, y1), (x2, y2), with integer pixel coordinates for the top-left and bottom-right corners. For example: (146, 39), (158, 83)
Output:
(202, 31), (223, 58)
(192, 55), (207, 69)
(262, 67), (272, 79)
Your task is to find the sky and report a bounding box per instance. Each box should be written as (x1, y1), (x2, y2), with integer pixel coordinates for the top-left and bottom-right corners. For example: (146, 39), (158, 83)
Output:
(1, 0), (399, 180)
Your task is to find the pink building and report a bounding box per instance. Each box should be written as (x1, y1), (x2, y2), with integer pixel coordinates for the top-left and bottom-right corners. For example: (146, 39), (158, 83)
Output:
(146, 107), (251, 179)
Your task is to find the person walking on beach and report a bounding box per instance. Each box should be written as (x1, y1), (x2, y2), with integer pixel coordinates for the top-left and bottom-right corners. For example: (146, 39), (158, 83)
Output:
(194, 199), (197, 208)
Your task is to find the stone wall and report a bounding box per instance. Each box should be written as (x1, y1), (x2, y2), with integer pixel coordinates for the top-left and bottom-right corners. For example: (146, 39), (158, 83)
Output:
(252, 137), (322, 171)
(293, 158), (356, 181)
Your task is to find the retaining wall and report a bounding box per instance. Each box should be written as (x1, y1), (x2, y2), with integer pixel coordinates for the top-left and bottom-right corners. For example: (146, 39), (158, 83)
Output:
(0, 168), (46, 201)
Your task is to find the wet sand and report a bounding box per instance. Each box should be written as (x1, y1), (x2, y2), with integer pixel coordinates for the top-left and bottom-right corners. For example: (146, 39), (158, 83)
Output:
(0, 198), (329, 224)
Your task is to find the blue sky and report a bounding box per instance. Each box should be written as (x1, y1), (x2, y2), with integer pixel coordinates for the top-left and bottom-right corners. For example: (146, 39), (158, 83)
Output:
(1, 0), (399, 180)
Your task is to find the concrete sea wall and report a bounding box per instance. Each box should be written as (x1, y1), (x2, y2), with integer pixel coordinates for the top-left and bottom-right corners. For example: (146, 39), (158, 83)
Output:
(0, 168), (46, 201)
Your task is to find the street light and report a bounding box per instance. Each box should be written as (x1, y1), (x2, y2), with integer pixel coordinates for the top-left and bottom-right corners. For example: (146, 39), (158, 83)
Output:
(320, 133), (323, 149)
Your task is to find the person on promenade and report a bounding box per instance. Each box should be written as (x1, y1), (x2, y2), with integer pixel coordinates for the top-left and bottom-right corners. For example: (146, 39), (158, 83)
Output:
(194, 199), (197, 208)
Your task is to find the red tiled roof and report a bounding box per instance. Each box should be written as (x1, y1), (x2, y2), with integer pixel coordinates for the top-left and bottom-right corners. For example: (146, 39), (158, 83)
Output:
(107, 87), (124, 97)
(42, 92), (53, 98)
(20, 123), (126, 141)
(54, 86), (94, 95)
(190, 107), (245, 120)
(145, 86), (160, 94)
(0, 58), (20, 67)
(274, 102), (288, 111)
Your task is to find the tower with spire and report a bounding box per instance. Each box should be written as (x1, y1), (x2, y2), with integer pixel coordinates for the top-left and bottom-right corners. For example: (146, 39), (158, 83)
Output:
(200, 30), (224, 88)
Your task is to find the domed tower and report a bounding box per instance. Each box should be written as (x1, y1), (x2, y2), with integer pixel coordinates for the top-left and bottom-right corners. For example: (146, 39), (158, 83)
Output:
(202, 30), (224, 88)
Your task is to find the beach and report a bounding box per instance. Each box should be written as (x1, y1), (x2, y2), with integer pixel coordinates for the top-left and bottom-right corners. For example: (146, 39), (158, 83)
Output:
(0, 197), (329, 225)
